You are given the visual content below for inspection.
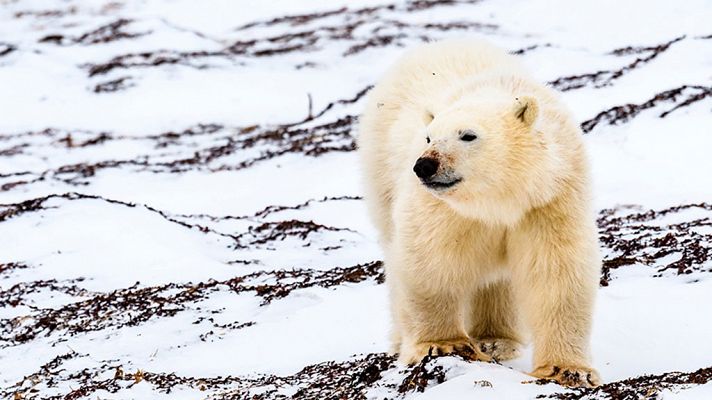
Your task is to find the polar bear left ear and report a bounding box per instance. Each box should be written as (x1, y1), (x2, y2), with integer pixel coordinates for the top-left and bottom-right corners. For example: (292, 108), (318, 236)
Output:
(514, 96), (538, 127)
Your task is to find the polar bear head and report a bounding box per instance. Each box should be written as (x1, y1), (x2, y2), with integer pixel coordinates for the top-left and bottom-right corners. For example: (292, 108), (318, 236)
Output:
(413, 94), (559, 225)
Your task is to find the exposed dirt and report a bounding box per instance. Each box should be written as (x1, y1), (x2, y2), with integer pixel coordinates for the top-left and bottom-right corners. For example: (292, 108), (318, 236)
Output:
(13, 6), (77, 19)
(548, 36), (685, 91)
(84, 1), (492, 76)
(7, 346), (709, 400)
(2, 351), (399, 400)
(93, 76), (134, 93)
(0, 261), (384, 347)
(397, 353), (448, 394)
(0, 262), (29, 278)
(0, 192), (362, 250)
(0, 42), (16, 57)
(511, 43), (553, 55)
(581, 85), (712, 133)
(538, 366), (712, 400)
(0, 87), (370, 191)
(597, 203), (712, 286)
(40, 19), (148, 45)
(2, 348), (471, 400)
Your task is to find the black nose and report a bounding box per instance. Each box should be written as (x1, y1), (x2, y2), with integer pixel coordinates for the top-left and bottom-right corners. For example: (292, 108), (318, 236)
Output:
(413, 157), (439, 179)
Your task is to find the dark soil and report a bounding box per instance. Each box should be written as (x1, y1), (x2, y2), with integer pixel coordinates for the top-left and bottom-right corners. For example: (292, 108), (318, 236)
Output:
(84, 1), (492, 76)
(581, 85), (712, 133)
(548, 36), (685, 91)
(0, 261), (383, 346)
(40, 19), (148, 45)
(538, 366), (712, 400)
(598, 203), (712, 285)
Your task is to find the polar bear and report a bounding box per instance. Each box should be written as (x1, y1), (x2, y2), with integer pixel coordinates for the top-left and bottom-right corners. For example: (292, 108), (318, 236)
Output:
(357, 39), (601, 388)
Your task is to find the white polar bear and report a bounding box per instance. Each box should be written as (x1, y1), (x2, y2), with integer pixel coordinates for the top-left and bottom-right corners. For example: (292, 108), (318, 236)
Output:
(357, 38), (601, 388)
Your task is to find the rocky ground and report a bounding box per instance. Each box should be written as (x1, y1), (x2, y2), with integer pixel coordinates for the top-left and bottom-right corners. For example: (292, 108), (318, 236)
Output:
(1, 0), (711, 399)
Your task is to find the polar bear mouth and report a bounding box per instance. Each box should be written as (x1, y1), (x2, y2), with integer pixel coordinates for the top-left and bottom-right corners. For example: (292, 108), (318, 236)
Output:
(423, 177), (462, 190)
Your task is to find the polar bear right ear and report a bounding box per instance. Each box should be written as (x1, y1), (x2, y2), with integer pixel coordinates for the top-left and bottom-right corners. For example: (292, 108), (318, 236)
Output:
(513, 96), (538, 127)
(422, 111), (435, 126)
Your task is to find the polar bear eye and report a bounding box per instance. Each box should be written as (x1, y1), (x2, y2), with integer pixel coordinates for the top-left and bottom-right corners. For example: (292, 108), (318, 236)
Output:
(460, 130), (478, 142)
(426, 136), (431, 144)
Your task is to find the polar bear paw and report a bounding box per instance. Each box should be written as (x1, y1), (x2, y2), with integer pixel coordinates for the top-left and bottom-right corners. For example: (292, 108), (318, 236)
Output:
(475, 338), (521, 361)
(531, 364), (601, 388)
(399, 338), (493, 365)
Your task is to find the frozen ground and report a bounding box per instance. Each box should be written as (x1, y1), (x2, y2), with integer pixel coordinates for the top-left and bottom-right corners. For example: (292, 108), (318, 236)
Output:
(0, 0), (711, 399)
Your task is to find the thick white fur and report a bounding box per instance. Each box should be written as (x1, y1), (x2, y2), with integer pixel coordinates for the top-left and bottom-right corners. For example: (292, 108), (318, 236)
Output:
(357, 39), (601, 388)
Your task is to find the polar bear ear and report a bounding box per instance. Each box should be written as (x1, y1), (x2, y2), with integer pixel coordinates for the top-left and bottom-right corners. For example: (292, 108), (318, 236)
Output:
(513, 96), (538, 127)
(422, 111), (435, 125)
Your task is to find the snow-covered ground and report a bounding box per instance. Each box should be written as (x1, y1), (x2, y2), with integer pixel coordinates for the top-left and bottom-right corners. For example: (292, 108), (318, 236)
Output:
(1, 0), (711, 398)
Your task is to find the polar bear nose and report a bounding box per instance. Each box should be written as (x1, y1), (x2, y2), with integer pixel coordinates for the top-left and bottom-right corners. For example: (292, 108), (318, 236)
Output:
(413, 157), (439, 179)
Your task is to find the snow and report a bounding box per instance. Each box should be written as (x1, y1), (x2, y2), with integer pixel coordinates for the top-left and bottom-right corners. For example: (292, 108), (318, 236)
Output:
(1, 0), (711, 399)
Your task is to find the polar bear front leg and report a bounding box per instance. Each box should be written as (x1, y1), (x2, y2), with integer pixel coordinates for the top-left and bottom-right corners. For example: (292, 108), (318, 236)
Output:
(395, 283), (492, 365)
(509, 199), (601, 388)
(468, 280), (523, 361)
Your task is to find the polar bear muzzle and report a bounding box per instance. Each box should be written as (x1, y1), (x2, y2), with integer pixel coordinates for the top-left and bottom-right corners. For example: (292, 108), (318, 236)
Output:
(413, 156), (462, 190)
(413, 157), (439, 179)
